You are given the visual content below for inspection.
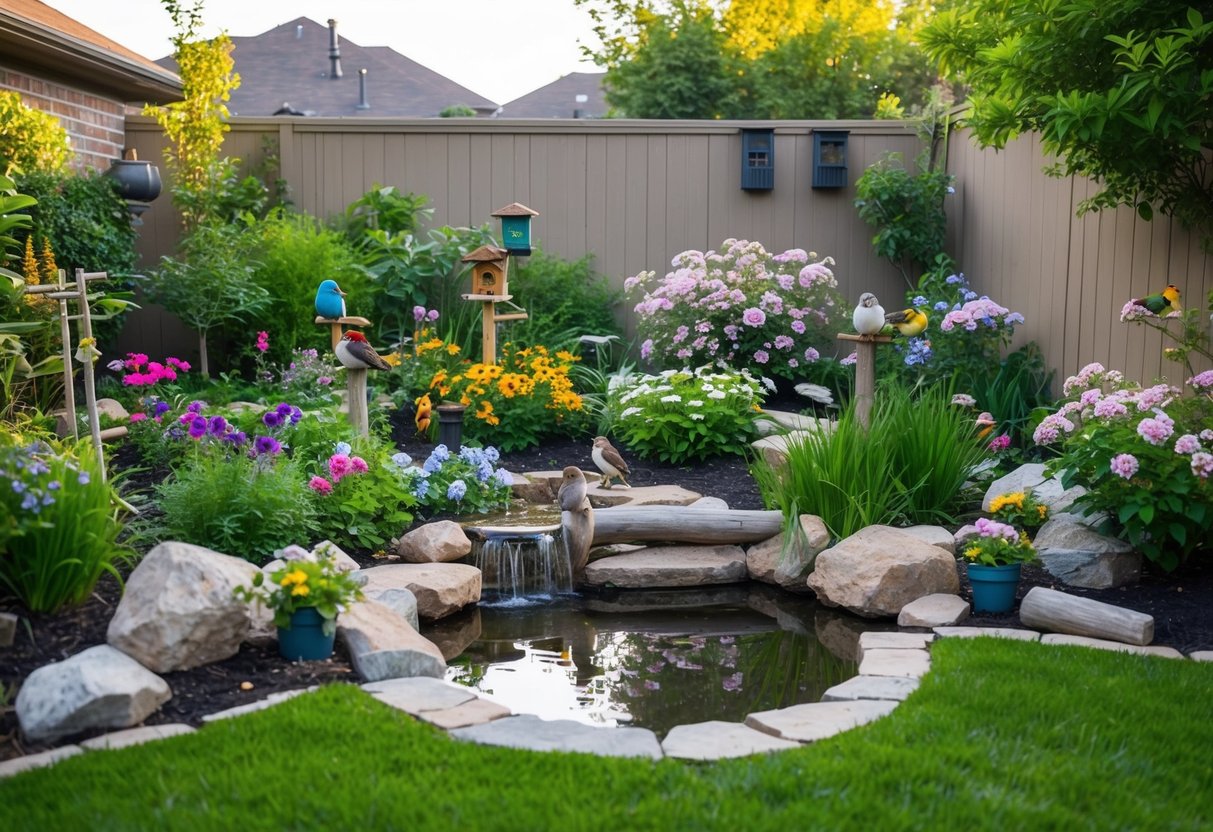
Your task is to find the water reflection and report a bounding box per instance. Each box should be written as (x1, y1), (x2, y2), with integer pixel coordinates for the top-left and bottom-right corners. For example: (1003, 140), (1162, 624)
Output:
(437, 588), (870, 738)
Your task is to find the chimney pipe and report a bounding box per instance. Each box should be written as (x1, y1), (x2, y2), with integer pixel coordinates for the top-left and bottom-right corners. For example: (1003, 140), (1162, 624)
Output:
(296, 24), (303, 39)
(357, 68), (370, 109)
(327, 19), (343, 79)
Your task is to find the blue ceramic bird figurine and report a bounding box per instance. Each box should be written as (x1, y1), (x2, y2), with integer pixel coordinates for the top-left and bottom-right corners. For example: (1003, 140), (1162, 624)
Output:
(314, 279), (347, 320)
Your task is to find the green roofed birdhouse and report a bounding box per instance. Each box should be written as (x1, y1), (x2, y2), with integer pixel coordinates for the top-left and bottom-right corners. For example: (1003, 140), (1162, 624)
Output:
(491, 202), (539, 256)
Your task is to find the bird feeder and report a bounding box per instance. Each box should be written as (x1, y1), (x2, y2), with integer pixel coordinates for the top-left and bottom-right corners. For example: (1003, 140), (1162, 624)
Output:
(491, 202), (539, 256)
(461, 244), (529, 365)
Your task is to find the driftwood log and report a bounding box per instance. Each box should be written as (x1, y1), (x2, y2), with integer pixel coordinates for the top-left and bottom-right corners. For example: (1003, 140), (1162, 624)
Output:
(1019, 586), (1154, 646)
(590, 507), (783, 546)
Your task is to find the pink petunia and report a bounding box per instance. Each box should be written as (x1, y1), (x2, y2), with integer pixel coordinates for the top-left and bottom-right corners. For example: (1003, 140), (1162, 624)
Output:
(1174, 434), (1201, 455)
(350, 456), (369, 473)
(129, 412), (147, 422)
(308, 476), (333, 495)
(328, 454), (354, 482)
(1191, 453), (1213, 479)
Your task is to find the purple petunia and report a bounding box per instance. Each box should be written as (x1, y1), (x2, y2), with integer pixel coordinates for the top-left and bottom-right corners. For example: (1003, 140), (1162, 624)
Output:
(262, 410), (282, 428)
(188, 416), (208, 439)
(253, 435), (282, 456)
(208, 415), (227, 436)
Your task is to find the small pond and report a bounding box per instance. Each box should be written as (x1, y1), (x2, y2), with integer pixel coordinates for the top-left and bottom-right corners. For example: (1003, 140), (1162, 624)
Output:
(426, 586), (885, 739)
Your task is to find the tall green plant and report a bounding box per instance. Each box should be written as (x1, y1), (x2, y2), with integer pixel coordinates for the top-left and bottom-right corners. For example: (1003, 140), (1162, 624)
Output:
(508, 248), (623, 345)
(0, 91), (70, 176)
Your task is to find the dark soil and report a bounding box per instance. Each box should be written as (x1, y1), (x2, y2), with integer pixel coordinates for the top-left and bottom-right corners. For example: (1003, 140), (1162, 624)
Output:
(3, 432), (1211, 763)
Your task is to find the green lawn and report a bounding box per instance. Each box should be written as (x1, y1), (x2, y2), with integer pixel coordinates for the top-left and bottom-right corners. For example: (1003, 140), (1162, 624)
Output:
(2, 638), (1210, 831)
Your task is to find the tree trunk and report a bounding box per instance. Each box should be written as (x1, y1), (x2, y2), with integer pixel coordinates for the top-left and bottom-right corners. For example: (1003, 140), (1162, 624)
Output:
(591, 507), (783, 546)
(198, 330), (209, 379)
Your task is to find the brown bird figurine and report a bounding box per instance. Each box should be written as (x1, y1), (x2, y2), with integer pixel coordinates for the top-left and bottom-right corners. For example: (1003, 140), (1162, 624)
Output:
(591, 436), (631, 489)
(335, 331), (392, 371)
(557, 466), (589, 511)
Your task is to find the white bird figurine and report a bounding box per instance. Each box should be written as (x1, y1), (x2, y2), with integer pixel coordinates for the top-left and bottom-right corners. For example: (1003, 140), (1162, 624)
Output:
(591, 436), (631, 490)
(557, 466), (589, 511)
(852, 292), (886, 336)
(335, 331), (392, 371)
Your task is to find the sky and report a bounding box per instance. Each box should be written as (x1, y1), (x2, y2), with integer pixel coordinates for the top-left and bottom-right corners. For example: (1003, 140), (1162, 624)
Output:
(40, 0), (605, 104)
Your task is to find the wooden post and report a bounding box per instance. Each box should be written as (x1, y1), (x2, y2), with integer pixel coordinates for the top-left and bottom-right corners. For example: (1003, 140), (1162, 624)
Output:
(75, 269), (105, 480)
(346, 368), (368, 436)
(56, 268), (77, 440)
(837, 333), (892, 430)
(481, 301), (497, 366)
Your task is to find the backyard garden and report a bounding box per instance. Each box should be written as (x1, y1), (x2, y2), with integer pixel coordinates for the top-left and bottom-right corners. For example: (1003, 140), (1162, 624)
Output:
(2, 0), (1213, 828)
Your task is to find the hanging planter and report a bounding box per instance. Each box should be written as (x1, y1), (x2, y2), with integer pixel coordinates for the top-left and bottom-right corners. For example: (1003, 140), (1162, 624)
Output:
(104, 150), (162, 225)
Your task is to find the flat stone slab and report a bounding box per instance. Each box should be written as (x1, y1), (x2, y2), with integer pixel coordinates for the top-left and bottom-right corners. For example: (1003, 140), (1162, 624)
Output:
(586, 484), (703, 508)
(202, 687), (314, 722)
(933, 627), (1041, 641)
(80, 723), (196, 751)
(0, 745), (82, 779)
(857, 648), (931, 678)
(899, 525), (956, 554)
(418, 698), (512, 730)
(745, 700), (898, 743)
(821, 675), (920, 703)
(1040, 634), (1184, 658)
(450, 714), (663, 759)
(1190, 651), (1213, 662)
(898, 594), (970, 628)
(359, 563), (481, 621)
(858, 631), (935, 652)
(661, 721), (800, 760)
(751, 431), (821, 467)
(582, 545), (747, 589)
(361, 676), (478, 714)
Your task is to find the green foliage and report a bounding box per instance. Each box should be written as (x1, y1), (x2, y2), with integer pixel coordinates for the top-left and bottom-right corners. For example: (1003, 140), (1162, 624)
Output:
(610, 366), (763, 463)
(507, 248), (623, 345)
(306, 435), (416, 552)
(1037, 363), (1212, 570)
(438, 105), (477, 118)
(0, 433), (130, 613)
(233, 546), (363, 636)
(0, 91), (70, 176)
(921, 0), (1213, 250)
(145, 222), (270, 376)
(964, 342), (1055, 457)
(13, 171), (137, 280)
(150, 449), (317, 564)
(0, 174), (36, 269)
(240, 209), (366, 362)
(341, 184), (431, 245)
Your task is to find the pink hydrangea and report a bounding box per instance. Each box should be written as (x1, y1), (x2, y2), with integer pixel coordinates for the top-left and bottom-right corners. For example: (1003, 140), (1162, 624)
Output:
(1191, 453), (1213, 478)
(753, 350), (769, 364)
(1093, 398), (1128, 419)
(988, 434), (1011, 452)
(1189, 370), (1213, 390)
(1110, 453), (1139, 479)
(742, 307), (766, 327)
(839, 352), (857, 366)
(1174, 434), (1201, 455)
(1136, 417), (1174, 446)
(351, 456), (369, 473)
(308, 476), (333, 495)
(974, 517), (1018, 540)
(773, 335), (794, 350)
(804, 347), (820, 362)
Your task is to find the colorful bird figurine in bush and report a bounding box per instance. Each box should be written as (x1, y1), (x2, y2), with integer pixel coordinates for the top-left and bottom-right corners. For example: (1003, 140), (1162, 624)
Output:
(592, 436), (631, 489)
(335, 331), (391, 371)
(315, 279), (347, 320)
(852, 292), (886, 336)
(884, 307), (929, 337)
(1131, 283), (1182, 315)
(414, 393), (432, 434)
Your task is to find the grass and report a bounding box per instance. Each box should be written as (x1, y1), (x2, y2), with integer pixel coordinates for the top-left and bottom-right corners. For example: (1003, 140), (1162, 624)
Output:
(1, 638), (1210, 830)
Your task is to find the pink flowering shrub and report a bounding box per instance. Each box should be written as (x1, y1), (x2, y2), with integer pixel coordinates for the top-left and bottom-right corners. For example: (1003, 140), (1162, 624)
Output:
(625, 239), (844, 379)
(1036, 362), (1212, 570)
(111, 353), (190, 387)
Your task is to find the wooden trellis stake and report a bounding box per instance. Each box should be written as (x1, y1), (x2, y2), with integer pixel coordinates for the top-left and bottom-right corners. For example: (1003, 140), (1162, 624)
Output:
(836, 332), (892, 430)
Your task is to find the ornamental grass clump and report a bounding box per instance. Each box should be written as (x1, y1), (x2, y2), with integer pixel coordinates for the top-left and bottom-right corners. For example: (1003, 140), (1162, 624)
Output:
(233, 545), (363, 637)
(0, 432), (130, 612)
(961, 518), (1037, 567)
(609, 366), (765, 463)
(1035, 361), (1213, 570)
(626, 238), (844, 379)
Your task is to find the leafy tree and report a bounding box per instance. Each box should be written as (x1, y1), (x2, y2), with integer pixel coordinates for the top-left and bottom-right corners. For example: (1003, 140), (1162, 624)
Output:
(921, 0), (1213, 249)
(0, 92), (70, 176)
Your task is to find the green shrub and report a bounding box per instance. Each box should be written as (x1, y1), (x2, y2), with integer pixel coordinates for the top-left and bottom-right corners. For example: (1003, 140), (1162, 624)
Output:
(610, 366), (763, 463)
(305, 434), (416, 552)
(0, 91), (69, 175)
(508, 248), (623, 345)
(0, 432), (130, 612)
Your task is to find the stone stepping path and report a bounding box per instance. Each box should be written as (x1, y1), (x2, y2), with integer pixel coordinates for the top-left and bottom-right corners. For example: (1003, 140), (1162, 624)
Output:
(5, 624), (1207, 778)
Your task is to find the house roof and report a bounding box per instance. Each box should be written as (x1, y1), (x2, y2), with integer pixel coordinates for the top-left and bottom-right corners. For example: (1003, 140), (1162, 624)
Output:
(500, 72), (607, 119)
(157, 17), (497, 118)
(0, 0), (181, 104)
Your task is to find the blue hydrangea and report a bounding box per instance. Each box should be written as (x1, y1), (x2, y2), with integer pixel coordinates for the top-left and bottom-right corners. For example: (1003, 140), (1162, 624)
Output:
(901, 337), (933, 367)
(493, 468), (513, 487)
(483, 446), (500, 464)
(945, 274), (964, 285)
(934, 301), (950, 312)
(77, 471), (90, 485)
(912, 295), (927, 307)
(335, 441), (352, 456)
(963, 291), (978, 302)
(476, 460), (494, 482)
(411, 477), (431, 499)
(423, 453), (444, 474)
(446, 479), (467, 502)
(459, 446), (484, 465)
(390, 451), (412, 469)
(431, 444), (450, 463)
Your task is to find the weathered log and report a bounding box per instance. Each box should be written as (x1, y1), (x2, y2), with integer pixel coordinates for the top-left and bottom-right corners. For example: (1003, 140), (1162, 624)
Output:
(591, 507), (783, 546)
(562, 501), (595, 577)
(347, 368), (369, 436)
(1019, 586), (1154, 646)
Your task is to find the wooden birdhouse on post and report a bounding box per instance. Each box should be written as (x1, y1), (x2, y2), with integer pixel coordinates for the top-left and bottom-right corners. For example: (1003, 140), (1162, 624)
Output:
(461, 202), (539, 365)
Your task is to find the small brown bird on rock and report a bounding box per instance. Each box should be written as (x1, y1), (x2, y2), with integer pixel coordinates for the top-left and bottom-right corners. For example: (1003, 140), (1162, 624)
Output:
(591, 436), (631, 489)
(557, 466), (589, 511)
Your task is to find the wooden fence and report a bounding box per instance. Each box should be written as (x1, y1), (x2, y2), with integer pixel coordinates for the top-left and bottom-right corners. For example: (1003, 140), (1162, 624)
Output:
(120, 116), (1211, 385)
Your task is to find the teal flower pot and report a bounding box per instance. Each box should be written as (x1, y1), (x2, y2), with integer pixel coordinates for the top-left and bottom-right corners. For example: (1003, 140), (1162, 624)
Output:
(966, 562), (1022, 614)
(277, 607), (335, 661)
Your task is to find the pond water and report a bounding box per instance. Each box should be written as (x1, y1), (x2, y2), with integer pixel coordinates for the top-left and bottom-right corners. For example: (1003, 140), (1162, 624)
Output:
(430, 586), (876, 738)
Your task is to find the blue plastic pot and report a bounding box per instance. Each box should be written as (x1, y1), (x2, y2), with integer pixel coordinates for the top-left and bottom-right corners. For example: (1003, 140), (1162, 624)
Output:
(277, 607), (335, 661)
(966, 562), (1022, 614)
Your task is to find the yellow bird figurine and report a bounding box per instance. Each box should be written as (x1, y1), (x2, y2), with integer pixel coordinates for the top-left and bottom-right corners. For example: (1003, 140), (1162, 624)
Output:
(884, 308), (929, 337)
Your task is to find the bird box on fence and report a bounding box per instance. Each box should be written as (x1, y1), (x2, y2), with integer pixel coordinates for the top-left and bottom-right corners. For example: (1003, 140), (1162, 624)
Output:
(490, 202), (539, 256)
(461, 244), (511, 298)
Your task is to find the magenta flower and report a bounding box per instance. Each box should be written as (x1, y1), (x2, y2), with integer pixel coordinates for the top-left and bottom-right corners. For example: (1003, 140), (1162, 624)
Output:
(839, 352), (857, 366)
(427, 309), (440, 322)
(328, 453), (354, 482)
(253, 435), (282, 456)
(188, 416), (208, 439)
(129, 412), (147, 423)
(773, 335), (793, 350)
(413, 305), (427, 322)
(1189, 370), (1213, 390)
(255, 331), (269, 353)
(753, 350), (769, 364)
(1110, 453), (1139, 479)
(742, 307), (766, 327)
(351, 456), (369, 473)
(1136, 417), (1173, 446)
(988, 434), (1011, 452)
(308, 476), (333, 495)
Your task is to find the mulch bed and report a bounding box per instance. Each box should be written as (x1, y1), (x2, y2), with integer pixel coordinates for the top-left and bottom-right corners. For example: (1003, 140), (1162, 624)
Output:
(3, 433), (1211, 763)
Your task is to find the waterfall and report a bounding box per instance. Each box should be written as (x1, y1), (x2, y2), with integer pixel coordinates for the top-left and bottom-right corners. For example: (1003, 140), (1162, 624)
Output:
(474, 531), (574, 599)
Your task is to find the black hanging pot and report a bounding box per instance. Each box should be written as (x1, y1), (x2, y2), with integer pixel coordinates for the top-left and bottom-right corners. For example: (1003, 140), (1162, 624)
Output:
(105, 158), (162, 203)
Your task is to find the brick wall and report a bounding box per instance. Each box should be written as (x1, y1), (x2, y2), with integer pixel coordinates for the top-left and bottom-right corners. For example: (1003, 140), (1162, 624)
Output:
(0, 65), (128, 172)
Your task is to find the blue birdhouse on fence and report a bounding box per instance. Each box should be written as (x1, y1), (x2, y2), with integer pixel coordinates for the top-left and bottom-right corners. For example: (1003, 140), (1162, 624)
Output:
(492, 202), (539, 256)
(812, 130), (849, 189)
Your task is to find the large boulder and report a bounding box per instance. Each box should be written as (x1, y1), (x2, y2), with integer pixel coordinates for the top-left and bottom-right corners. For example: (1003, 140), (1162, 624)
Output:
(745, 515), (830, 589)
(582, 545), (747, 589)
(359, 563), (481, 621)
(807, 525), (959, 618)
(395, 521), (472, 564)
(107, 541), (260, 673)
(337, 599), (446, 682)
(982, 463), (1086, 515)
(16, 645), (171, 742)
(1034, 517), (1141, 589)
